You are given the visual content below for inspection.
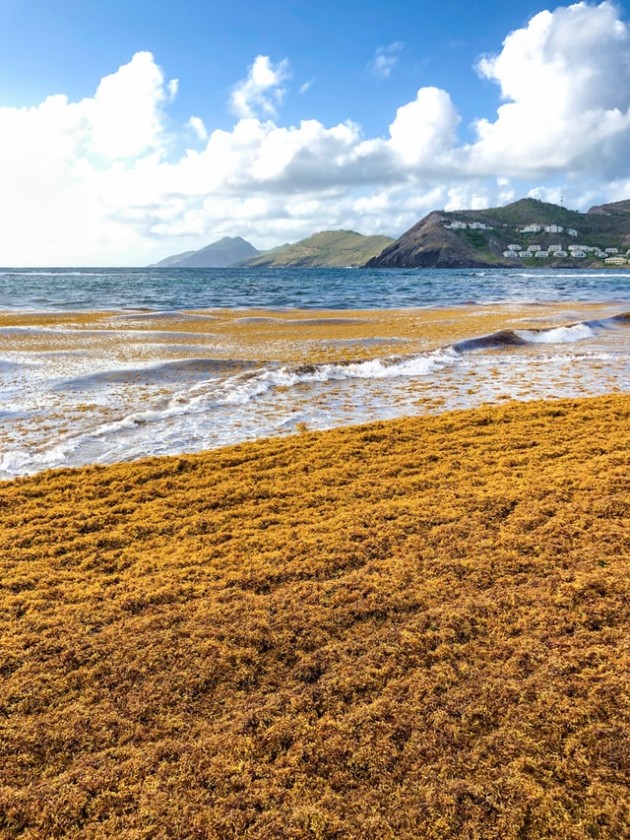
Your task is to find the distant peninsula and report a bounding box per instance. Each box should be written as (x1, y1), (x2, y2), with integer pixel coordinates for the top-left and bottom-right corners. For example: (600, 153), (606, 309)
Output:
(152, 236), (259, 268)
(152, 230), (393, 270)
(241, 230), (394, 268)
(152, 198), (630, 270)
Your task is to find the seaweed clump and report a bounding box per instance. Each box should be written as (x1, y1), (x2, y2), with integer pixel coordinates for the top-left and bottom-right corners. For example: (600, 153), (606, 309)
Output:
(0, 394), (629, 838)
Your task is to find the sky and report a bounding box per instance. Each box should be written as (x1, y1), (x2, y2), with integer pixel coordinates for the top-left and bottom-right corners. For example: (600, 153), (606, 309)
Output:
(2, 0), (630, 265)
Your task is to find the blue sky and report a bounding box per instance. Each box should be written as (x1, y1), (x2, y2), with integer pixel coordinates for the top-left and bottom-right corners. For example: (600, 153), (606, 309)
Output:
(2, 1), (630, 264)
(0, 1), (557, 135)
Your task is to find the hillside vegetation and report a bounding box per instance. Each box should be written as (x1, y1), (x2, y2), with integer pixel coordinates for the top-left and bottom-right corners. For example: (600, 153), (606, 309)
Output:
(242, 230), (394, 268)
(369, 198), (630, 268)
(1, 395), (629, 838)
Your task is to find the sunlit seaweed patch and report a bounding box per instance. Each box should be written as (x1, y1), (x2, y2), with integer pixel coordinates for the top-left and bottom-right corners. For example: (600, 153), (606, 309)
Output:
(1, 394), (629, 838)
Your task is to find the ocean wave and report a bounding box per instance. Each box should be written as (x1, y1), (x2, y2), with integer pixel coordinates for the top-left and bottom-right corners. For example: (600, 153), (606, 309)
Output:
(453, 312), (629, 353)
(56, 358), (255, 391)
(515, 323), (596, 343)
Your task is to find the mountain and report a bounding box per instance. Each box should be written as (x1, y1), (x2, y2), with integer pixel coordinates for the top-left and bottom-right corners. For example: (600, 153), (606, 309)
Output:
(368, 198), (630, 268)
(153, 236), (259, 268)
(242, 230), (394, 268)
(588, 198), (630, 216)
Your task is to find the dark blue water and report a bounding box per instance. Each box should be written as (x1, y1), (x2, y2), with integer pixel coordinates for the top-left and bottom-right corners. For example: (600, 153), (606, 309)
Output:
(1, 267), (629, 311)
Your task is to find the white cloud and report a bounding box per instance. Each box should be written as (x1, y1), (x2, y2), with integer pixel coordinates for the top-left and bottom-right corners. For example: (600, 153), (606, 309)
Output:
(388, 86), (460, 167)
(3, 4), (630, 265)
(187, 116), (208, 141)
(230, 55), (290, 119)
(470, 1), (630, 178)
(370, 42), (405, 79)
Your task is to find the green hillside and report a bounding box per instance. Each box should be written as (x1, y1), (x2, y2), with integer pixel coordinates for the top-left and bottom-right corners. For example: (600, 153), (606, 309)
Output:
(243, 230), (394, 268)
(370, 198), (630, 268)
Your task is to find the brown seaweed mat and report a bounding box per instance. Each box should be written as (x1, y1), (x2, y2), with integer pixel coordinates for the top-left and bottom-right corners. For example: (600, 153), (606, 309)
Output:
(1, 395), (629, 839)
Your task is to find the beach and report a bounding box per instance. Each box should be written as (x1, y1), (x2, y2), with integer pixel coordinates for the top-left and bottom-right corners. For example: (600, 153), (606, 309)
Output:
(1, 394), (629, 838)
(1, 267), (629, 837)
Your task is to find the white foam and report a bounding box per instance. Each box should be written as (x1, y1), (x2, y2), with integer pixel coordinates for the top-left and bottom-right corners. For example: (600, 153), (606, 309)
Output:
(515, 323), (595, 344)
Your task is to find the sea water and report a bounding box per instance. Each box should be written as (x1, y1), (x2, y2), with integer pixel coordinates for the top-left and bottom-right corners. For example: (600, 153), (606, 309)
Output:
(1, 267), (629, 478)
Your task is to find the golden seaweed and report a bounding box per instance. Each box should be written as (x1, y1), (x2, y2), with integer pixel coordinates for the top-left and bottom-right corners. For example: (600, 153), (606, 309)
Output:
(0, 395), (628, 838)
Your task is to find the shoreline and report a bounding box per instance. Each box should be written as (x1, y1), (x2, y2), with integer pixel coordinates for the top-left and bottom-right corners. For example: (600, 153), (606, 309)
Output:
(1, 393), (629, 837)
(1, 301), (629, 479)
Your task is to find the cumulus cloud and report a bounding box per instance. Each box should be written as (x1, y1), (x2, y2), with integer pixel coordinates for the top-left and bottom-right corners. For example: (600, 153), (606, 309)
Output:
(3, 3), (630, 265)
(230, 55), (290, 119)
(388, 86), (460, 167)
(370, 42), (405, 79)
(471, 1), (630, 178)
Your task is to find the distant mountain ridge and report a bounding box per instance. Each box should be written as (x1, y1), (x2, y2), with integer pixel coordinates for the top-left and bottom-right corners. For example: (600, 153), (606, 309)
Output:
(152, 237), (259, 268)
(152, 230), (394, 269)
(368, 198), (630, 268)
(152, 198), (630, 271)
(241, 230), (394, 268)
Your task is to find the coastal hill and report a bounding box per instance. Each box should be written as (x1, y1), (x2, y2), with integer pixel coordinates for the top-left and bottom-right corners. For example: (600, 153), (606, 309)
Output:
(152, 236), (259, 268)
(241, 229), (394, 268)
(368, 197), (630, 268)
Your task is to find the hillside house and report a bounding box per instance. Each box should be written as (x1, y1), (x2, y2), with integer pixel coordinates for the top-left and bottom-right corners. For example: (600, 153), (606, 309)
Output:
(544, 224), (563, 233)
(520, 224), (543, 233)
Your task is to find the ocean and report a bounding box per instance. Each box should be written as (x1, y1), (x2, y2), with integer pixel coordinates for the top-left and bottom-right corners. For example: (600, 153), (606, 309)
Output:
(1, 266), (629, 479)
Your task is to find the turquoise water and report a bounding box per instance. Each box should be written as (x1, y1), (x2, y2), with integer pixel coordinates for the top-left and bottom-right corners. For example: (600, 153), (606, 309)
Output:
(1, 266), (629, 310)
